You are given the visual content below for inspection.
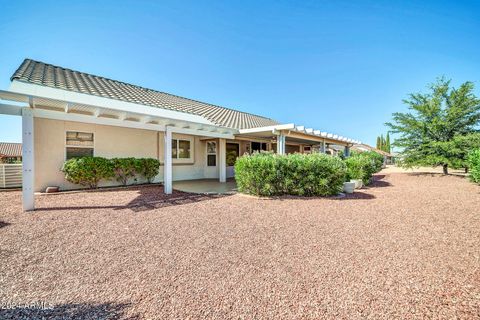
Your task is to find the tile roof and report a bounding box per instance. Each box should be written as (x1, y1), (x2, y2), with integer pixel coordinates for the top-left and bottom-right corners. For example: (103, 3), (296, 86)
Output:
(0, 142), (22, 157)
(11, 59), (279, 130)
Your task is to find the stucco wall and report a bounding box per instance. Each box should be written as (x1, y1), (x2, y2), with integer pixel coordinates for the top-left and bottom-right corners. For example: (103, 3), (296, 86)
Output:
(33, 118), (217, 192)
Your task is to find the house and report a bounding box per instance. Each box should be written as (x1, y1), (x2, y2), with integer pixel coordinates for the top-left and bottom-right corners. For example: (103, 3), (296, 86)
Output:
(0, 142), (22, 163)
(352, 143), (394, 165)
(0, 59), (360, 210)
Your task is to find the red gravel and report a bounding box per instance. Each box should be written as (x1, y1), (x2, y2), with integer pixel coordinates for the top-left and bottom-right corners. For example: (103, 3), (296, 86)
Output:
(1, 173), (479, 319)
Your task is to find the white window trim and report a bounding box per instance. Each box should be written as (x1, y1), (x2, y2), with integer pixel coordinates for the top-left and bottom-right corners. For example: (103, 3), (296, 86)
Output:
(65, 130), (95, 160)
(171, 136), (194, 164)
(206, 141), (217, 167)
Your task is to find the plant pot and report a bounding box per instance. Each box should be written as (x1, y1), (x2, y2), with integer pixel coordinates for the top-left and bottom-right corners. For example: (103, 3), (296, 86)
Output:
(350, 179), (363, 189)
(343, 182), (355, 194)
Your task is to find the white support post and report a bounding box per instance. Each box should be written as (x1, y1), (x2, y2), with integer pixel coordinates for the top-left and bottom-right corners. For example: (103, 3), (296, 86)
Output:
(321, 140), (326, 153)
(218, 138), (226, 183)
(22, 108), (34, 211)
(163, 127), (173, 194)
(276, 133), (286, 155)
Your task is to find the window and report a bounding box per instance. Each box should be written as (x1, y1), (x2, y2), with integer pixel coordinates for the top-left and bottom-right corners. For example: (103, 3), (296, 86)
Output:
(206, 141), (216, 166)
(172, 139), (191, 159)
(226, 143), (239, 166)
(66, 131), (94, 160)
(251, 142), (267, 152)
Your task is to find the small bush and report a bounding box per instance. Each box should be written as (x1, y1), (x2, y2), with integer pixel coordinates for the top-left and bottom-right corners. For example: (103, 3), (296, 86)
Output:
(61, 156), (114, 188)
(345, 151), (384, 184)
(344, 156), (366, 181)
(136, 158), (161, 183)
(235, 152), (346, 196)
(467, 149), (480, 183)
(111, 158), (138, 186)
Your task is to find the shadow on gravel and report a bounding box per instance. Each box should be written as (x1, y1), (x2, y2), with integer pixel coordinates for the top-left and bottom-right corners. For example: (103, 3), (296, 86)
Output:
(407, 172), (467, 179)
(36, 186), (231, 213)
(0, 220), (10, 228)
(0, 302), (139, 320)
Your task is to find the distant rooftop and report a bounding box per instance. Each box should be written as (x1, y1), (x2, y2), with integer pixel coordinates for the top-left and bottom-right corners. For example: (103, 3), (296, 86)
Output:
(0, 142), (22, 157)
(11, 59), (279, 130)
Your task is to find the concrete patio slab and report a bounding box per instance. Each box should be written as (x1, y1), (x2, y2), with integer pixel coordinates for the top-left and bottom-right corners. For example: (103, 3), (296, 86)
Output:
(173, 178), (237, 194)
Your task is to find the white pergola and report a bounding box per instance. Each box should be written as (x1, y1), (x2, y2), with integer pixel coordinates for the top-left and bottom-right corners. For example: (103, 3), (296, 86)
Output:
(0, 83), (236, 211)
(238, 123), (361, 155)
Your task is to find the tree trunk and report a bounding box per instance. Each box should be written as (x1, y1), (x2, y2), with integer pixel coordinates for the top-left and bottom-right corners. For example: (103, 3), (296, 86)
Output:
(442, 164), (448, 175)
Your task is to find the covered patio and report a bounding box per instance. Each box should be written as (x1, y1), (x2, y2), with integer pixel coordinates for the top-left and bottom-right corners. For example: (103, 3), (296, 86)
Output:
(173, 178), (237, 194)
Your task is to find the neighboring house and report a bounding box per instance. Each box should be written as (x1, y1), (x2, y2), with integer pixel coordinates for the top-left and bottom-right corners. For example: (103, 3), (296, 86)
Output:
(0, 142), (22, 163)
(0, 59), (360, 210)
(352, 143), (394, 164)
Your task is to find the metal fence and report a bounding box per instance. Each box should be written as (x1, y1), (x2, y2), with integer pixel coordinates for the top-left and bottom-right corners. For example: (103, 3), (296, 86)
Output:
(0, 164), (22, 188)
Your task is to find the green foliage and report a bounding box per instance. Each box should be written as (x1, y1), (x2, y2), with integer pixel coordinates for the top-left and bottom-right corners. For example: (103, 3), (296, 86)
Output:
(235, 152), (346, 196)
(136, 158), (161, 183)
(111, 157), (138, 185)
(376, 133), (391, 153)
(386, 77), (480, 174)
(61, 156), (114, 188)
(345, 151), (384, 184)
(62, 157), (160, 188)
(467, 149), (480, 183)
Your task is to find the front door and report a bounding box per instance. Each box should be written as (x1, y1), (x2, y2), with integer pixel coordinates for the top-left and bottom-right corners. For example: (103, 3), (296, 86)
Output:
(226, 143), (239, 178)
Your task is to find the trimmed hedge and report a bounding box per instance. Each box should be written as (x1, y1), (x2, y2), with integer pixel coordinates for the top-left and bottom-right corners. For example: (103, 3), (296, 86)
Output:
(62, 156), (160, 188)
(234, 152), (347, 196)
(467, 149), (480, 183)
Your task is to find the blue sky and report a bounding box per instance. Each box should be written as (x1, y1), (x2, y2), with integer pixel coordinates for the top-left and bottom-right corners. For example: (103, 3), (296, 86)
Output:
(0, 0), (479, 146)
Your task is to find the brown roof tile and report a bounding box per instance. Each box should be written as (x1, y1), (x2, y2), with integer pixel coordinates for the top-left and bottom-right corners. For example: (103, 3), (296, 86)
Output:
(11, 59), (279, 130)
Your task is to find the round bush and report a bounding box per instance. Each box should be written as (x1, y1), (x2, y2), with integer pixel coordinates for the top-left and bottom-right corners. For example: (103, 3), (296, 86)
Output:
(136, 158), (161, 183)
(234, 152), (346, 196)
(61, 156), (114, 188)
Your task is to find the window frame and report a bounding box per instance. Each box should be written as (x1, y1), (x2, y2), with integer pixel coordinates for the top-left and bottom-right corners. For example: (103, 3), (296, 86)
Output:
(65, 130), (95, 160)
(206, 141), (217, 167)
(171, 136), (194, 163)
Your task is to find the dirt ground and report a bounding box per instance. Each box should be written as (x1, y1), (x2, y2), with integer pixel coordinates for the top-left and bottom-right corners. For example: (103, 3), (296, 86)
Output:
(1, 171), (479, 319)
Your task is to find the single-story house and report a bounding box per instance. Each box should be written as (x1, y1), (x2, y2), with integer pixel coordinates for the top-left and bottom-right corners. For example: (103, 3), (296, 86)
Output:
(0, 142), (22, 163)
(352, 143), (394, 165)
(0, 59), (360, 211)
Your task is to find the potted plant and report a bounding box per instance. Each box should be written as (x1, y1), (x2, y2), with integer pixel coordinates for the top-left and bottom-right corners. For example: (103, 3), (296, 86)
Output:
(343, 181), (355, 194)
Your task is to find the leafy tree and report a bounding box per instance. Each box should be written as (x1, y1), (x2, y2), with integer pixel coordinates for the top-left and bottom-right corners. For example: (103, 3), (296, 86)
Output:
(386, 78), (480, 174)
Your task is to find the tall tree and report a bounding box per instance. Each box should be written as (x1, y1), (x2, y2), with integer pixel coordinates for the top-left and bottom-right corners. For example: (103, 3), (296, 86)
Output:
(385, 133), (391, 153)
(386, 78), (480, 174)
(376, 136), (381, 149)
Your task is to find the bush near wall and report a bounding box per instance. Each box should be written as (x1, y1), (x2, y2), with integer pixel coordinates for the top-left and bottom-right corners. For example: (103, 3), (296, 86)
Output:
(62, 157), (160, 188)
(467, 149), (480, 183)
(62, 157), (114, 188)
(234, 152), (346, 196)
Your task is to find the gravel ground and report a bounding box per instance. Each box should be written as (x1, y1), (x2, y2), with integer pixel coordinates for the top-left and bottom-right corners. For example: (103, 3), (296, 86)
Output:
(0, 172), (479, 319)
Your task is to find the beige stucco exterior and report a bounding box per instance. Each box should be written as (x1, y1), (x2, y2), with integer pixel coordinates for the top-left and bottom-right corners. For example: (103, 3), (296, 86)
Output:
(33, 117), (226, 192)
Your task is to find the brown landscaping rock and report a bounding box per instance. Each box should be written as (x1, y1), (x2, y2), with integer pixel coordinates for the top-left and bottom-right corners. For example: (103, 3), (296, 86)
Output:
(0, 173), (479, 319)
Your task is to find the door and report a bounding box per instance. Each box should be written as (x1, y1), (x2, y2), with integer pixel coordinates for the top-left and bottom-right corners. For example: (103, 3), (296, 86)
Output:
(226, 143), (240, 178)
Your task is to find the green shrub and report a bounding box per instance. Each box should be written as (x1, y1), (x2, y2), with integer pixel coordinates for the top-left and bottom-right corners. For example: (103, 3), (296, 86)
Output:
(136, 158), (161, 183)
(61, 156), (114, 188)
(467, 149), (480, 183)
(344, 156), (366, 181)
(234, 152), (346, 196)
(345, 151), (384, 184)
(111, 157), (138, 185)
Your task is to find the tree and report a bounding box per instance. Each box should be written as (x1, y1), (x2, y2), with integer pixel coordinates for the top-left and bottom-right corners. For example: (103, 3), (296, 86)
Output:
(376, 136), (381, 149)
(385, 132), (391, 153)
(386, 78), (480, 174)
